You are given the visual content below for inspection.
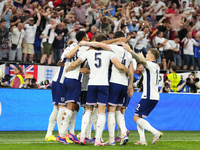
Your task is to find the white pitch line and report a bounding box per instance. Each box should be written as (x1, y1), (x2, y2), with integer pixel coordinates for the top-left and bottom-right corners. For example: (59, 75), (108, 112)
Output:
(0, 140), (200, 144)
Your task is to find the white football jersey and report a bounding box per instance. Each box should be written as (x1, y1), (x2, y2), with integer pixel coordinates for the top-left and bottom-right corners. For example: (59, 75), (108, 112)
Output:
(153, 36), (165, 51)
(141, 61), (160, 101)
(109, 45), (132, 86)
(52, 43), (77, 83)
(79, 50), (116, 86)
(65, 45), (89, 80)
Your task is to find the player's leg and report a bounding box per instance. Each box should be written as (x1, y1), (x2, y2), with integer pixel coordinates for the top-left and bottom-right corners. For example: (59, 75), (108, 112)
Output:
(95, 104), (106, 146)
(57, 105), (66, 132)
(94, 86), (109, 146)
(57, 78), (81, 144)
(45, 104), (58, 141)
(134, 99), (163, 145)
(69, 104), (79, 134)
(80, 85), (97, 145)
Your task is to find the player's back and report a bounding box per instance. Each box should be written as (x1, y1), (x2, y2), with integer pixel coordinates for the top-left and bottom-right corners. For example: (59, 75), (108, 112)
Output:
(81, 50), (116, 86)
(142, 61), (160, 101)
(52, 43), (77, 84)
(65, 45), (89, 80)
(109, 45), (132, 86)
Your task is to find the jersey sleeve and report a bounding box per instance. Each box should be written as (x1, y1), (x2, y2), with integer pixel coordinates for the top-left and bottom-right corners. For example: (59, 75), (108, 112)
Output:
(79, 51), (88, 62)
(109, 51), (117, 60)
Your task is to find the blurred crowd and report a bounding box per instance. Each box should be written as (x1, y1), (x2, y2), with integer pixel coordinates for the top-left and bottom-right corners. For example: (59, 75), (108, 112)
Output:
(0, 0), (200, 70)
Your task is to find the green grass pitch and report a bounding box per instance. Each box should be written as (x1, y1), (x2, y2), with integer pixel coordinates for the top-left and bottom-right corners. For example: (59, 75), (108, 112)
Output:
(0, 131), (199, 150)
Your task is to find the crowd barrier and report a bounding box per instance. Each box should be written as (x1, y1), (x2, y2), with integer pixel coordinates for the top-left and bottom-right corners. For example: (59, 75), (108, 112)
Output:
(0, 88), (200, 131)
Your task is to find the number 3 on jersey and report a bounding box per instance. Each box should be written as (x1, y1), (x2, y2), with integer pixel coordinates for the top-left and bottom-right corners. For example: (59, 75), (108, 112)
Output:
(94, 52), (102, 68)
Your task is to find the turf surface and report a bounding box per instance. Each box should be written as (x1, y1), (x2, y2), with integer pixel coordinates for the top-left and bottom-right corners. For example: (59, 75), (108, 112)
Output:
(0, 131), (199, 150)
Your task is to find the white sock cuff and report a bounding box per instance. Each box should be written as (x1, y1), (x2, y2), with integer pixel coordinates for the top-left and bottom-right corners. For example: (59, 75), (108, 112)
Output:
(53, 106), (58, 110)
(136, 118), (142, 124)
(108, 112), (115, 115)
(98, 113), (106, 116)
(59, 107), (66, 110)
(86, 110), (92, 113)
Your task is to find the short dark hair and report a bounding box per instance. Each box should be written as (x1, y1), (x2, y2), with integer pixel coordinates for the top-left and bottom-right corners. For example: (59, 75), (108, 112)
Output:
(75, 31), (87, 42)
(95, 34), (107, 42)
(156, 31), (163, 35)
(113, 31), (125, 39)
(0, 19), (6, 23)
(149, 48), (160, 61)
(164, 20), (170, 24)
(171, 65), (177, 72)
(174, 36), (180, 39)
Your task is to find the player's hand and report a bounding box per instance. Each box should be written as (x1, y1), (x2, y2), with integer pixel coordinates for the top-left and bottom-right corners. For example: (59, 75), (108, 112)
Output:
(198, 50), (200, 53)
(79, 67), (90, 74)
(127, 85), (133, 97)
(138, 52), (145, 59)
(67, 40), (74, 45)
(57, 59), (65, 67)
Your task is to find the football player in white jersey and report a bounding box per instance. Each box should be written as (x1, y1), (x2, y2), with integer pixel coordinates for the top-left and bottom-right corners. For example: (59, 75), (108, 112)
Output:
(45, 41), (77, 142)
(56, 31), (89, 144)
(65, 34), (130, 146)
(122, 43), (163, 145)
(103, 31), (134, 146)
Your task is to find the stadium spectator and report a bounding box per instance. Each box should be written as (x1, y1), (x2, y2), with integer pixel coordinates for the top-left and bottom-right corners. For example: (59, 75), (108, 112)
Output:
(182, 31), (200, 70)
(101, 16), (114, 35)
(134, 26), (150, 57)
(166, 65), (181, 92)
(177, 73), (200, 93)
(71, 0), (92, 25)
(40, 19), (60, 65)
(52, 22), (68, 64)
(159, 79), (173, 93)
(9, 23), (25, 61)
(1, 5), (13, 29)
(150, 0), (166, 21)
(21, 10), (31, 23)
(147, 13), (158, 28)
(10, 10), (23, 27)
(23, 9), (41, 62)
(0, 0), (11, 15)
(0, 19), (9, 61)
(87, 26), (97, 41)
(193, 33), (200, 70)
(168, 36), (181, 69)
(10, 66), (25, 88)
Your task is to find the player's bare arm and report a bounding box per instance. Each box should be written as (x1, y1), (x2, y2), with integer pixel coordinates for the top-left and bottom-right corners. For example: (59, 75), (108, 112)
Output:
(79, 41), (110, 50)
(65, 44), (81, 59)
(127, 62), (134, 97)
(119, 42), (147, 67)
(111, 58), (130, 76)
(66, 58), (83, 72)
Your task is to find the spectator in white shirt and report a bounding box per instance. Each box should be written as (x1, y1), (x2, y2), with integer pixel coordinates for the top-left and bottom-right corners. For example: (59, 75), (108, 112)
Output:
(134, 26), (149, 57)
(22, 9), (41, 62)
(40, 18), (60, 65)
(150, 0), (166, 21)
(182, 31), (200, 70)
(168, 36), (181, 69)
(9, 23), (25, 61)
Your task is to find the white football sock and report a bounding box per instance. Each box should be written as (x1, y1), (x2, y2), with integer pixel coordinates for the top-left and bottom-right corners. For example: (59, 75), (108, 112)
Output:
(91, 107), (98, 131)
(115, 111), (122, 137)
(85, 118), (92, 139)
(80, 110), (92, 138)
(46, 106), (58, 137)
(107, 112), (115, 143)
(137, 123), (146, 142)
(137, 118), (158, 135)
(95, 113), (106, 143)
(59, 109), (73, 138)
(116, 111), (126, 137)
(69, 110), (78, 134)
(57, 107), (66, 132)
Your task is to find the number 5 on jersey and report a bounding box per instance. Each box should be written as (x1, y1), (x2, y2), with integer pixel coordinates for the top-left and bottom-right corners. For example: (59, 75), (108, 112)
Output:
(95, 52), (102, 68)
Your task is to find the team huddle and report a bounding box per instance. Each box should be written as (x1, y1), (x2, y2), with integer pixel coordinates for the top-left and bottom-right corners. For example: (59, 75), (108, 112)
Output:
(45, 31), (163, 146)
